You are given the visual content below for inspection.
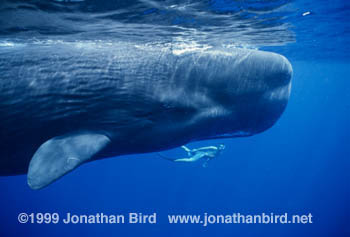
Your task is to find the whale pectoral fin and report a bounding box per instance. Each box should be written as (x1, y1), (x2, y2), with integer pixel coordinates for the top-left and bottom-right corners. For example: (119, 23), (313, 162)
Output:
(27, 132), (111, 190)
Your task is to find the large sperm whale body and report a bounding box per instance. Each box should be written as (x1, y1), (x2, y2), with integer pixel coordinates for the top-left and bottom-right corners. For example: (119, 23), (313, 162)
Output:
(0, 42), (292, 189)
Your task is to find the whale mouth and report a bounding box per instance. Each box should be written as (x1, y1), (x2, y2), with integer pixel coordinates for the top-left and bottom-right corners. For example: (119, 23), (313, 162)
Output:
(205, 131), (253, 140)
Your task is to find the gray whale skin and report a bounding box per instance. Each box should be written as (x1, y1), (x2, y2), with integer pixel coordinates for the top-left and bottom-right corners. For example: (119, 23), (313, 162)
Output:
(0, 43), (292, 189)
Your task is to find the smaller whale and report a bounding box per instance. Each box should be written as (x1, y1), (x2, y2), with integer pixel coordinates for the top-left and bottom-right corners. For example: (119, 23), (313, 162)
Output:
(0, 42), (292, 189)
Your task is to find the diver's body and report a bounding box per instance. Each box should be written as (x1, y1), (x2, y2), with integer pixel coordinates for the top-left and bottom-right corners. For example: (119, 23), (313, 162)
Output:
(160, 144), (225, 164)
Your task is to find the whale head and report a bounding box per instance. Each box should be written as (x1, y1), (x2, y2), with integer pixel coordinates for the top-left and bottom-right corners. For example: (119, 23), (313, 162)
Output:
(182, 49), (293, 141)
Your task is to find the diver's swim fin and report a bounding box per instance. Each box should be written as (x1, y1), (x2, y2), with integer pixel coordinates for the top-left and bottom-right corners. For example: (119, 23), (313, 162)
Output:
(27, 132), (111, 190)
(157, 153), (175, 161)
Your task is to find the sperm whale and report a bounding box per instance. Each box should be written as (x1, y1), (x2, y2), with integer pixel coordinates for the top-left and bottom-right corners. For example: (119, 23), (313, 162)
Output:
(0, 42), (292, 189)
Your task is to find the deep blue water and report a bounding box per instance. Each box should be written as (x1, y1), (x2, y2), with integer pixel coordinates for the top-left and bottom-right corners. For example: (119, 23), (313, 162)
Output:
(0, 0), (349, 236)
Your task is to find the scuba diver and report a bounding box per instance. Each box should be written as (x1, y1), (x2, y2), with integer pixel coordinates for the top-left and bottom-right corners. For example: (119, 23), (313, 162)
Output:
(159, 144), (225, 167)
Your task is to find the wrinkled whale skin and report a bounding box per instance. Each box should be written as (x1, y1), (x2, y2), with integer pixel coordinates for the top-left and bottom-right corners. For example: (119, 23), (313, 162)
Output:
(0, 42), (292, 188)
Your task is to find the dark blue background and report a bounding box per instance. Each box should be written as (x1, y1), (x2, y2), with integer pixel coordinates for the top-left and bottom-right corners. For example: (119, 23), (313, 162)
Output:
(1, 61), (349, 237)
(0, 0), (349, 236)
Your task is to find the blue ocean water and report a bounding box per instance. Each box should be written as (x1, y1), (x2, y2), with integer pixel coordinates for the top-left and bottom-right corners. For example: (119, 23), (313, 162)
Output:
(0, 0), (349, 236)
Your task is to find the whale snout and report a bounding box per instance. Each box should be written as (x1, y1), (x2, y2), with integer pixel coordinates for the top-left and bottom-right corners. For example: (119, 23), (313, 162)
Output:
(268, 54), (293, 99)
(257, 51), (293, 89)
(220, 51), (293, 136)
(277, 54), (293, 85)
